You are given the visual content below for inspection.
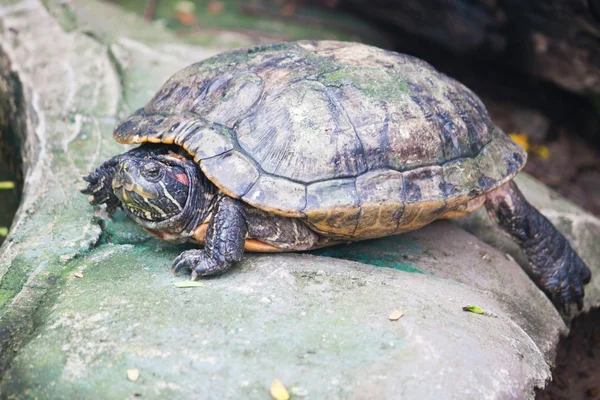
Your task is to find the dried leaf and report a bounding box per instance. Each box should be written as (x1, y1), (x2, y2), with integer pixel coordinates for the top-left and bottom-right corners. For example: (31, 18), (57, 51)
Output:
(0, 181), (15, 189)
(173, 281), (204, 288)
(462, 305), (485, 314)
(270, 379), (290, 400)
(127, 368), (139, 382)
(388, 309), (404, 321)
(508, 133), (529, 152)
(73, 272), (84, 278)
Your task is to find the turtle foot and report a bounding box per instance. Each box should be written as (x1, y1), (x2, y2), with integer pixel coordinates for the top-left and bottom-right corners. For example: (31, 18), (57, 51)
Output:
(81, 159), (120, 214)
(535, 244), (591, 315)
(172, 249), (231, 278)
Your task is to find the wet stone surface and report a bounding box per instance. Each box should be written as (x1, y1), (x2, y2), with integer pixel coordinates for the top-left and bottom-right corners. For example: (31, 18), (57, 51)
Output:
(0, 1), (599, 399)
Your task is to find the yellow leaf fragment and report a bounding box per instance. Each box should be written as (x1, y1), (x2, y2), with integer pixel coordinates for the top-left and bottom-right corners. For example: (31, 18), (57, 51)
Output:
(508, 133), (529, 152)
(388, 309), (404, 321)
(127, 368), (139, 382)
(73, 272), (84, 278)
(0, 227), (8, 237)
(0, 181), (15, 189)
(270, 379), (290, 400)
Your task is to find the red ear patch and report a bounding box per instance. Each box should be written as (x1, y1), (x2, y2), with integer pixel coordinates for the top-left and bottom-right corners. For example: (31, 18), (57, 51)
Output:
(174, 173), (189, 186)
(167, 151), (186, 161)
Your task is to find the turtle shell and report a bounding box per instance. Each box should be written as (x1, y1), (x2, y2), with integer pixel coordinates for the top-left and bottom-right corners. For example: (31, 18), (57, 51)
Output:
(114, 40), (526, 239)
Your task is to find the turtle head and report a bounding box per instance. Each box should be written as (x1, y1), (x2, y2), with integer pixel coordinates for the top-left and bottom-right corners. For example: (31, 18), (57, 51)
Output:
(112, 152), (193, 222)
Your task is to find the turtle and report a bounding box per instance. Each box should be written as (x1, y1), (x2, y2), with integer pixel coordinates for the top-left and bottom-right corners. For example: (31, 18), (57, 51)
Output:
(81, 40), (590, 313)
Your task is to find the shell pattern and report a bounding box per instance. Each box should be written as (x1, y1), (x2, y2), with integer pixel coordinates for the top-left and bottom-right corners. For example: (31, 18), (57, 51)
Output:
(114, 41), (526, 239)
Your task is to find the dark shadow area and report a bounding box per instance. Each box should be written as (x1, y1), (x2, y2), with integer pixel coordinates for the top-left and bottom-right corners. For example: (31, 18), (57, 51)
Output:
(536, 308), (600, 399)
(0, 46), (25, 247)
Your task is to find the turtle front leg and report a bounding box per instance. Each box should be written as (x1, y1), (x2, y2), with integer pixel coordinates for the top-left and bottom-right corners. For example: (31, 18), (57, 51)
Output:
(172, 195), (247, 279)
(81, 156), (121, 214)
(485, 181), (591, 313)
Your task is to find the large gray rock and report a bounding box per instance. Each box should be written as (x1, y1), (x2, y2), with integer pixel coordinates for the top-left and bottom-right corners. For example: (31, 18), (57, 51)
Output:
(0, 1), (598, 398)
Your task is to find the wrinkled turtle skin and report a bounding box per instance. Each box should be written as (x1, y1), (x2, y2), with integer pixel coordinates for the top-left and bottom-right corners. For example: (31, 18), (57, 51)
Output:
(82, 40), (591, 314)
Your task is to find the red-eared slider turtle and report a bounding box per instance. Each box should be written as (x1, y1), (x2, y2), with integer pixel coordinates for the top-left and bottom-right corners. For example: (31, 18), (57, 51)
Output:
(82, 40), (590, 312)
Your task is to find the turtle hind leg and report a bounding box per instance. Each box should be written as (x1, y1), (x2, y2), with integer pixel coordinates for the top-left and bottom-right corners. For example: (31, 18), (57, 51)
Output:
(485, 181), (591, 314)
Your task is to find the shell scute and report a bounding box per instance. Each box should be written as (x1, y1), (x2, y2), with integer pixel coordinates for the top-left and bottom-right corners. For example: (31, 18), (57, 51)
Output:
(200, 151), (260, 198)
(304, 178), (360, 236)
(242, 175), (306, 217)
(185, 125), (234, 161)
(354, 170), (405, 239)
(396, 166), (446, 233)
(442, 158), (481, 200)
(192, 72), (263, 128)
(236, 79), (367, 183)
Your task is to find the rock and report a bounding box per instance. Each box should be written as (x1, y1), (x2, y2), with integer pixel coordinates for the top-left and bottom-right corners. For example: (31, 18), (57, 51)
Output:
(0, 237), (561, 399)
(0, 1), (598, 398)
(509, 109), (550, 143)
(341, 0), (600, 95)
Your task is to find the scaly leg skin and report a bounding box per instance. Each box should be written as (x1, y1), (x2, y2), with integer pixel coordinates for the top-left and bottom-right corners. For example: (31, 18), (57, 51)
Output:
(81, 156), (121, 214)
(172, 195), (247, 279)
(81, 144), (168, 213)
(485, 181), (591, 314)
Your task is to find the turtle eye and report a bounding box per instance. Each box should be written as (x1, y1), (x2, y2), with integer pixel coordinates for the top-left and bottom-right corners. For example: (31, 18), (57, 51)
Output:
(143, 162), (162, 181)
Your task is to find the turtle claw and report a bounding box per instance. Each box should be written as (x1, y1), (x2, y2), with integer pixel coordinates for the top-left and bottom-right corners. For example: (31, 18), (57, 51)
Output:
(559, 300), (573, 317)
(543, 249), (590, 316)
(558, 294), (583, 317)
(82, 173), (97, 183)
(171, 249), (231, 278)
(81, 161), (120, 213)
(577, 298), (584, 312)
(172, 251), (195, 275)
